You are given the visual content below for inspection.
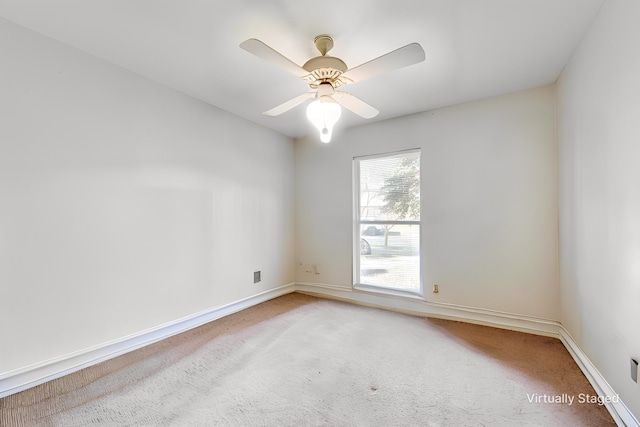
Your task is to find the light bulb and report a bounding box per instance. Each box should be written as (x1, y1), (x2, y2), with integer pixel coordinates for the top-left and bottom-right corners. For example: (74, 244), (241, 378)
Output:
(306, 96), (341, 143)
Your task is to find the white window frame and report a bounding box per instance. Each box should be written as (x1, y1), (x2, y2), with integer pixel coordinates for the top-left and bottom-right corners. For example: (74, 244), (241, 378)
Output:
(353, 149), (423, 297)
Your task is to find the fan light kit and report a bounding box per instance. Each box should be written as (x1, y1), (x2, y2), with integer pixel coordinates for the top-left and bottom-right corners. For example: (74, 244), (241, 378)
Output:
(240, 34), (425, 143)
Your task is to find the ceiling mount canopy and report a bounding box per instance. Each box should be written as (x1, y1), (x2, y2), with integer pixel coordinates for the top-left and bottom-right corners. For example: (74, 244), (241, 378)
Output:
(313, 34), (333, 56)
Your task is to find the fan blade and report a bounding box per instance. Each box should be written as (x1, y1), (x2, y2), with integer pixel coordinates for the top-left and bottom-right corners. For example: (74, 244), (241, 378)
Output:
(333, 92), (379, 119)
(240, 38), (308, 78)
(342, 43), (425, 84)
(263, 92), (315, 116)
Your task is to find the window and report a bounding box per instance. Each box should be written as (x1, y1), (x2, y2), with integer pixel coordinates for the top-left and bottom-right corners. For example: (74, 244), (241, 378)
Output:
(354, 150), (421, 295)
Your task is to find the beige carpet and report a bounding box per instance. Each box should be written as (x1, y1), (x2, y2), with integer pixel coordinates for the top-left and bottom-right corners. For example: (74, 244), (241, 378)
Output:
(0, 293), (615, 426)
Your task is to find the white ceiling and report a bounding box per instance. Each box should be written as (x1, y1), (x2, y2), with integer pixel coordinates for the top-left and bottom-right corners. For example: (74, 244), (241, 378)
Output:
(0, 0), (604, 139)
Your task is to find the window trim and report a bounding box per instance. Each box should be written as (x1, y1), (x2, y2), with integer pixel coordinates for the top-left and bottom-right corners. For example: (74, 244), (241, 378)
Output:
(352, 149), (423, 297)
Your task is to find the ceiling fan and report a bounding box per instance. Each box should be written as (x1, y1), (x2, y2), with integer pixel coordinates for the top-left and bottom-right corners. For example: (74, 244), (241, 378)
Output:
(240, 35), (425, 142)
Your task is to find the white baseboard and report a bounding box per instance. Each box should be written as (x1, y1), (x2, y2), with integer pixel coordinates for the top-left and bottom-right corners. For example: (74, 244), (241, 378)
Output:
(0, 283), (296, 399)
(558, 328), (639, 427)
(295, 282), (561, 336)
(295, 282), (639, 427)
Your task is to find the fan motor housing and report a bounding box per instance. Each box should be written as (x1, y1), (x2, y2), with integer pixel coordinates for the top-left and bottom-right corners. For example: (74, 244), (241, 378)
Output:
(302, 56), (349, 88)
(302, 56), (348, 73)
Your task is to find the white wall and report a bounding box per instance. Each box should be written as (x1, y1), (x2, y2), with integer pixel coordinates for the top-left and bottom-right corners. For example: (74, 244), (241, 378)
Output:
(557, 0), (640, 418)
(295, 86), (559, 320)
(0, 17), (295, 374)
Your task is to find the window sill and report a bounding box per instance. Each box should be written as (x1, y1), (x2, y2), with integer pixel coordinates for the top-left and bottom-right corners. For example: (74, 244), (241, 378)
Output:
(353, 284), (424, 300)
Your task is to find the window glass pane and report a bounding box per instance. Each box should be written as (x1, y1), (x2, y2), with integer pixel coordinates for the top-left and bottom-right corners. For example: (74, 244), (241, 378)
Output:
(359, 224), (420, 291)
(359, 152), (420, 222)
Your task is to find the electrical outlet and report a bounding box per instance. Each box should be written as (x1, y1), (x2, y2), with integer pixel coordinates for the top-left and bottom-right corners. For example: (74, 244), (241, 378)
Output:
(254, 271), (261, 283)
